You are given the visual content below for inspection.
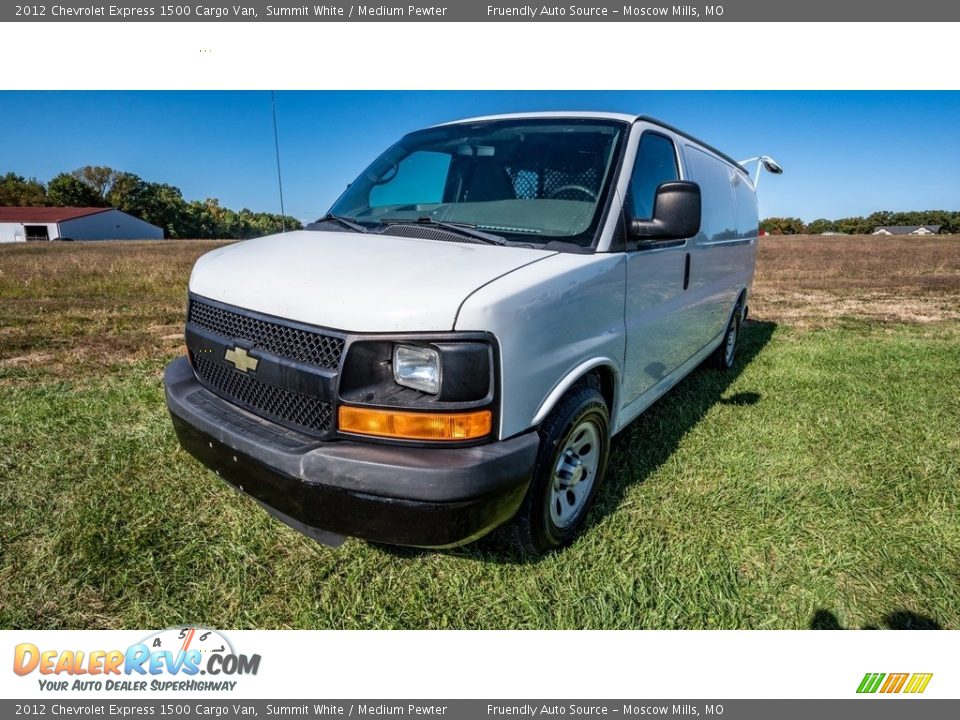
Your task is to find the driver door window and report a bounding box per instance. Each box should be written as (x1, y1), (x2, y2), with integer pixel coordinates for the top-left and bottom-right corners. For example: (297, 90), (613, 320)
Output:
(626, 133), (679, 220)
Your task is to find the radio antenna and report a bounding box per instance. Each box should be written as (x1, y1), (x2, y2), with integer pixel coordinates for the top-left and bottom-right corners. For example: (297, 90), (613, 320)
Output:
(271, 91), (287, 231)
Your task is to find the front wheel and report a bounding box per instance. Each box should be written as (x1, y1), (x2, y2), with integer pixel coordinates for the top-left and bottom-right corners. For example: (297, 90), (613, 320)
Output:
(496, 381), (610, 555)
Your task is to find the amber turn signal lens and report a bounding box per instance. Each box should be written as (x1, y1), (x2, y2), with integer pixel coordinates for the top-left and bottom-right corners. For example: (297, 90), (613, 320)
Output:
(338, 406), (492, 441)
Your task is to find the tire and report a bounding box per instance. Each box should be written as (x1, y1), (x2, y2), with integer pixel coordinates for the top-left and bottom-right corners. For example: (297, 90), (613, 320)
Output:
(712, 300), (743, 370)
(496, 379), (611, 555)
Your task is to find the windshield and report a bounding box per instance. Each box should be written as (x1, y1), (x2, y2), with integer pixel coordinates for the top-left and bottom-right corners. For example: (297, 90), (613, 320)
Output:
(328, 118), (627, 247)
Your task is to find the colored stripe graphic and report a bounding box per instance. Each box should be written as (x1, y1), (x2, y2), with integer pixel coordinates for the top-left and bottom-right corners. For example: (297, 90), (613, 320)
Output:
(880, 673), (909, 693)
(857, 672), (932, 694)
(904, 673), (933, 694)
(857, 673), (885, 693)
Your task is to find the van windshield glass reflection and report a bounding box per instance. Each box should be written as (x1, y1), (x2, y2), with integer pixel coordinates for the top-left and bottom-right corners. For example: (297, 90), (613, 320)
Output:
(328, 118), (626, 247)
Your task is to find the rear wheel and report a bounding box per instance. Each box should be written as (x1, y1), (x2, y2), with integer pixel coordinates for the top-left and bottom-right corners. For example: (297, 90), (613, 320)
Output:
(496, 380), (610, 555)
(712, 300), (743, 370)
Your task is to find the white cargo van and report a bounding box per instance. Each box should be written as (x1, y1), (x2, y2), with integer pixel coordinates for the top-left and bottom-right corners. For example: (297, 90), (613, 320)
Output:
(165, 112), (780, 554)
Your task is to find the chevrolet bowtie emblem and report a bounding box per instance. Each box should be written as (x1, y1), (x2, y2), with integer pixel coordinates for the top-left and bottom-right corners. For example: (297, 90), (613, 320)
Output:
(224, 346), (259, 373)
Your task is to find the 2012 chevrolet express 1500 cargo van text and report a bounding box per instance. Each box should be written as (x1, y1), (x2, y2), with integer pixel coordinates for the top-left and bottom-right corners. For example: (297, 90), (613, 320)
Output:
(165, 112), (781, 554)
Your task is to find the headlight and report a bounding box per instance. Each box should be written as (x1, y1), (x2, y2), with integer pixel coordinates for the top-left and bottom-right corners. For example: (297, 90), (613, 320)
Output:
(393, 344), (441, 395)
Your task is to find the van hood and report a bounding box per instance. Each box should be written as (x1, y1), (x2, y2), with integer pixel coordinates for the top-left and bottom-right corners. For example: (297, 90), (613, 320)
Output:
(189, 230), (557, 332)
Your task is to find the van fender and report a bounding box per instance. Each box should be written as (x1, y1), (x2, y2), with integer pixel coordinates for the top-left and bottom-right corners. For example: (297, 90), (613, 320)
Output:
(530, 357), (621, 430)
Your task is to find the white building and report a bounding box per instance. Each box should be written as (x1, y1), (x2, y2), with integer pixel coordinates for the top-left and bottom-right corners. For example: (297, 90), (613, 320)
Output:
(872, 225), (941, 236)
(0, 207), (163, 242)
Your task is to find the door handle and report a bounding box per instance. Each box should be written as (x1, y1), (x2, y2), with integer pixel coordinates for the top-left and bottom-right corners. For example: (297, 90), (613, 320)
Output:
(683, 252), (691, 290)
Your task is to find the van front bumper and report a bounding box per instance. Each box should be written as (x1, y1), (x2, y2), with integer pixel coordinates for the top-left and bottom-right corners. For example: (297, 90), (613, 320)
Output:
(164, 357), (537, 548)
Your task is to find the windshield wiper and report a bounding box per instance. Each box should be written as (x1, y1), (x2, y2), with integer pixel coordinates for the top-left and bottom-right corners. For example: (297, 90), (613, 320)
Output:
(379, 216), (506, 246)
(309, 214), (368, 233)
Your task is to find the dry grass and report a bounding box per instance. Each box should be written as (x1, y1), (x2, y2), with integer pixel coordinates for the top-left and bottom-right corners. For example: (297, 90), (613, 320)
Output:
(1, 235), (958, 378)
(752, 234), (960, 326)
(0, 240), (229, 378)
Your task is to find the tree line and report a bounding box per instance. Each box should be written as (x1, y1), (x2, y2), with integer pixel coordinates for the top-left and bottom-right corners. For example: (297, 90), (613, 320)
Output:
(5, 168), (955, 239)
(0, 167), (302, 239)
(761, 210), (960, 236)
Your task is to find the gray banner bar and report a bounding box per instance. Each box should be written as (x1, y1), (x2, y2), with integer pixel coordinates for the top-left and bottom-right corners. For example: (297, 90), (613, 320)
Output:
(4, 0), (958, 22)
(3, 700), (958, 719)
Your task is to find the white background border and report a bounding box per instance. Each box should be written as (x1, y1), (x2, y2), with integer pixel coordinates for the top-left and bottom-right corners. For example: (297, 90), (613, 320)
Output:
(3, 22), (959, 90)
(3, 18), (958, 702)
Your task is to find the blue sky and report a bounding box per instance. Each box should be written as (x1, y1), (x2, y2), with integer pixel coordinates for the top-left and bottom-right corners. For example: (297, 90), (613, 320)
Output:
(1, 91), (957, 222)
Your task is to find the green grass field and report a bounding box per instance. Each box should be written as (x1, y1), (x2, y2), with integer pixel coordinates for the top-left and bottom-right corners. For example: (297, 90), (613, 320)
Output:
(1, 238), (959, 629)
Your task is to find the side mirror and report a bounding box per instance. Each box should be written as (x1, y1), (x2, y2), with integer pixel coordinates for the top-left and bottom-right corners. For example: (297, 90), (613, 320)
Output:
(630, 181), (701, 241)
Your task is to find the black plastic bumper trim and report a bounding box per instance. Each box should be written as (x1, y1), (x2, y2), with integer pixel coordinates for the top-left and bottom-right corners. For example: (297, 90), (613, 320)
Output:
(164, 357), (538, 547)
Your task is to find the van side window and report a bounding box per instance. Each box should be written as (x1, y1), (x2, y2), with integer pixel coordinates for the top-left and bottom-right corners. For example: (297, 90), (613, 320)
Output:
(626, 133), (679, 220)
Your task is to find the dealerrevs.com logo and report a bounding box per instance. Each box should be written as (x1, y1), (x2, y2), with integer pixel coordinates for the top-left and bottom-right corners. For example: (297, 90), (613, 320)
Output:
(13, 627), (261, 693)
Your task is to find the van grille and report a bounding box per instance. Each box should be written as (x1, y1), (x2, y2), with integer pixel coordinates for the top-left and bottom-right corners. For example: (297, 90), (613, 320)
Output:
(192, 356), (333, 434)
(188, 300), (344, 370)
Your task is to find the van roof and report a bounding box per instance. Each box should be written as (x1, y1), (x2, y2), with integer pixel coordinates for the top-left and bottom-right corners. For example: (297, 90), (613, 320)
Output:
(433, 111), (748, 176)
(434, 111), (638, 125)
